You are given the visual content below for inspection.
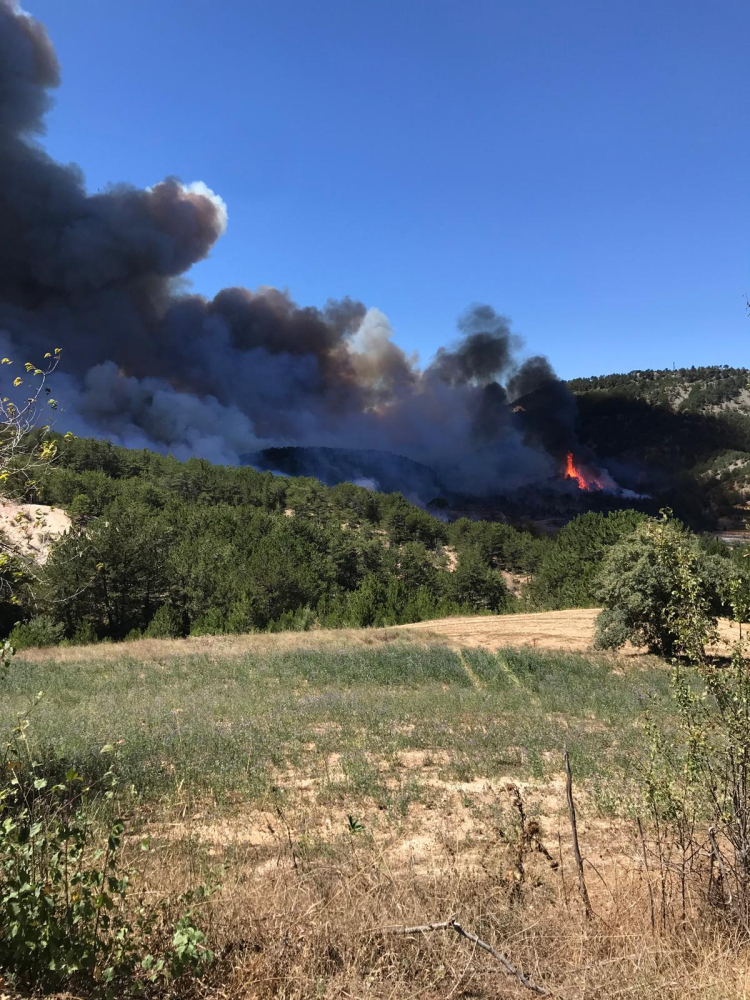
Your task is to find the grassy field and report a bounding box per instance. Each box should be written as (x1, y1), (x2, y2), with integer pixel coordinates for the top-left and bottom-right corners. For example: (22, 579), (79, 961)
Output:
(6, 632), (671, 800)
(3, 627), (748, 998)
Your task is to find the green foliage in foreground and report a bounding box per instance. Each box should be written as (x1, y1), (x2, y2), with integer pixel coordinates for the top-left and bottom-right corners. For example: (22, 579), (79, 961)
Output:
(635, 516), (750, 924)
(0, 714), (214, 992)
(595, 516), (737, 655)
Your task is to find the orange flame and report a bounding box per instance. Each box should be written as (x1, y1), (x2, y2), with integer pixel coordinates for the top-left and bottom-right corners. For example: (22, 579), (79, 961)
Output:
(565, 452), (603, 491)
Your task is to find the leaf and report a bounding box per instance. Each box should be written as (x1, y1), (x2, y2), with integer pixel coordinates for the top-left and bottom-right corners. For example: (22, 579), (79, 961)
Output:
(12, 377), (22, 387)
(100, 744), (114, 754)
(1, 358), (11, 364)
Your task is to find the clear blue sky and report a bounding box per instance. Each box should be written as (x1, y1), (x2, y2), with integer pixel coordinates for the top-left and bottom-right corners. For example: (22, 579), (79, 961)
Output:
(29, 0), (748, 379)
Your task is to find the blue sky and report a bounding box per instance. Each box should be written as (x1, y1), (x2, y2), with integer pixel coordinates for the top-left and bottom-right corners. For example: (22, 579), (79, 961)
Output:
(29, 0), (748, 380)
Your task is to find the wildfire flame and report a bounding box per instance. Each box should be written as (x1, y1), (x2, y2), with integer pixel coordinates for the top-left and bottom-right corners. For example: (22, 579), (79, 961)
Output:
(565, 452), (604, 492)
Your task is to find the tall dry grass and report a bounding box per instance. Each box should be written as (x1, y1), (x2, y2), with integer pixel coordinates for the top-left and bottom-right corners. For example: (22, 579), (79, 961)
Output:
(14, 626), (423, 665)
(122, 793), (750, 1000)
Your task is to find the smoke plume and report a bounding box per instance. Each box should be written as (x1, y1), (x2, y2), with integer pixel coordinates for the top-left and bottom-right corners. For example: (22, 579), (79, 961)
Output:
(0, 1), (582, 497)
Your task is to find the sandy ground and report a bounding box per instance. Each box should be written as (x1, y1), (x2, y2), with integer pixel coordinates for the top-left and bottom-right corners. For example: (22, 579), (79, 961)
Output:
(0, 500), (71, 564)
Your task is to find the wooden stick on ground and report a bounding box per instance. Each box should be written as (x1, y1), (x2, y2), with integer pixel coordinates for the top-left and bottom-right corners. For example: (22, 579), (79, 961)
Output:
(708, 825), (733, 911)
(376, 916), (552, 996)
(564, 743), (593, 920)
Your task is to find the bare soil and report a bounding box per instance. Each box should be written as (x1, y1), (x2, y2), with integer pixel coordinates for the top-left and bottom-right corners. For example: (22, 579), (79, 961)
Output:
(0, 500), (71, 564)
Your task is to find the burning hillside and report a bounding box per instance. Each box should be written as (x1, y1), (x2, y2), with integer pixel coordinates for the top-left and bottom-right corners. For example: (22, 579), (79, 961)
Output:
(565, 452), (607, 491)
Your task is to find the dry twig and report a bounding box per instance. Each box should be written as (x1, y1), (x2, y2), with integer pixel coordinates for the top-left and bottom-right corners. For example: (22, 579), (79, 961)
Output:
(564, 743), (593, 920)
(375, 915), (552, 996)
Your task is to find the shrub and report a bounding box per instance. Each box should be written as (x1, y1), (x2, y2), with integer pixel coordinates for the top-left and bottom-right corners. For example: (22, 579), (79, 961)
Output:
(0, 718), (215, 991)
(642, 522), (750, 925)
(144, 604), (185, 639)
(594, 514), (727, 655)
(190, 607), (226, 636)
(71, 620), (98, 645)
(8, 615), (64, 650)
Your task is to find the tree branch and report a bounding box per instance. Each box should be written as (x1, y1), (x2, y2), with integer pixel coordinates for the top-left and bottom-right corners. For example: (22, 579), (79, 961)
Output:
(374, 915), (552, 996)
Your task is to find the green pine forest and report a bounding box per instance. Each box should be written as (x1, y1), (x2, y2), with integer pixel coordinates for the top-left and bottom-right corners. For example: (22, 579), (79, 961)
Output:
(2, 413), (748, 647)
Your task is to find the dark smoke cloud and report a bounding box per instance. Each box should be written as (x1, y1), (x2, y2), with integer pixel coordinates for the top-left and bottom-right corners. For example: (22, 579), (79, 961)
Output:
(508, 355), (581, 459)
(0, 1), (579, 496)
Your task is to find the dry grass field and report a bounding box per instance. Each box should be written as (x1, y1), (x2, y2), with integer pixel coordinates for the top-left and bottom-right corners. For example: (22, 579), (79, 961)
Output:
(17, 607), (739, 667)
(401, 608), (604, 651)
(6, 615), (750, 997)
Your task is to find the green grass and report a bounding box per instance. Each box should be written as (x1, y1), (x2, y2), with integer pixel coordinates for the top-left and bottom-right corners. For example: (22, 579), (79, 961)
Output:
(1, 642), (674, 802)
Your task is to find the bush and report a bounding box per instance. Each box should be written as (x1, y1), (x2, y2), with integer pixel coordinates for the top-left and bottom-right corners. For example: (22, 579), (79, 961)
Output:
(190, 607), (226, 636)
(594, 514), (727, 656)
(144, 604), (185, 639)
(71, 620), (98, 645)
(8, 615), (65, 650)
(0, 719), (215, 991)
(643, 527), (750, 925)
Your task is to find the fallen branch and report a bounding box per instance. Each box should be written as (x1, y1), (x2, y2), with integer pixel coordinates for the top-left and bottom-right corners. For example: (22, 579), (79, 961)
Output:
(374, 916), (551, 996)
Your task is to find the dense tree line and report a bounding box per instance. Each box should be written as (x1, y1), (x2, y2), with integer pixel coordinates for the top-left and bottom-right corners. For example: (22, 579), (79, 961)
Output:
(1, 437), (744, 648)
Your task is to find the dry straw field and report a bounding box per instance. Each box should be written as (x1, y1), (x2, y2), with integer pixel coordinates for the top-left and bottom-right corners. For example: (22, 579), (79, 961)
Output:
(7, 615), (750, 998)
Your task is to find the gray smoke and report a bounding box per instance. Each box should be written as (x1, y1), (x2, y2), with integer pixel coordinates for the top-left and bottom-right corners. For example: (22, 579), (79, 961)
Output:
(0, 1), (578, 495)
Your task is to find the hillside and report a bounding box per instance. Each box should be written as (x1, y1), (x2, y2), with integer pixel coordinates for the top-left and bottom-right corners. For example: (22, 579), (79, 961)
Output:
(2, 435), (721, 645)
(568, 365), (750, 414)
(563, 366), (750, 522)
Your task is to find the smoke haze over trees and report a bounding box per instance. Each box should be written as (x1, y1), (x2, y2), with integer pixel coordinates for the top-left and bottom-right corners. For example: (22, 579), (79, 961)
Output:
(0, 0), (586, 497)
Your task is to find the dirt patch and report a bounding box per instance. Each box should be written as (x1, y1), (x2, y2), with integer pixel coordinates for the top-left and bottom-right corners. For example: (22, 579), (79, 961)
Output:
(501, 570), (530, 596)
(0, 500), (71, 564)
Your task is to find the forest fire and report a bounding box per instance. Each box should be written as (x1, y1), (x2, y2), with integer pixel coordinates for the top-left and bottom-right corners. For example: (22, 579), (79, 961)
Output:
(565, 452), (605, 492)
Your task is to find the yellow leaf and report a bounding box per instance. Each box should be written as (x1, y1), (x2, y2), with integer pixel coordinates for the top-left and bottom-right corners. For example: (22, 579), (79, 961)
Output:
(24, 362), (33, 372)
(13, 377), (22, 387)
(44, 352), (51, 359)
(1, 358), (11, 364)
(54, 348), (62, 355)
(34, 369), (43, 376)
